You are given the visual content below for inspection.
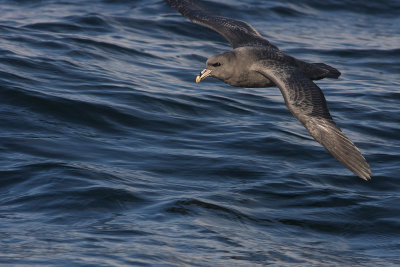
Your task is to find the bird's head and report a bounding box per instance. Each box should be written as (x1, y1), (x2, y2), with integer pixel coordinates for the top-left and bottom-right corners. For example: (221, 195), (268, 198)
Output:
(196, 51), (236, 83)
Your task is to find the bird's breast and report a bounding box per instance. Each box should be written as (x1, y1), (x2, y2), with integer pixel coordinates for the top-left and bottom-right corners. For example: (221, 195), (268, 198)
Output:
(226, 71), (275, 88)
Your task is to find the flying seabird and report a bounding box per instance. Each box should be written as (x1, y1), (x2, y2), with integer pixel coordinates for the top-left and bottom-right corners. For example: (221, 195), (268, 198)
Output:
(165, 0), (371, 180)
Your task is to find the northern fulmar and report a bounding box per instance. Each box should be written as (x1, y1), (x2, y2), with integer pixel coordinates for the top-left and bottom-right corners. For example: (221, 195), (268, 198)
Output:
(165, 0), (371, 180)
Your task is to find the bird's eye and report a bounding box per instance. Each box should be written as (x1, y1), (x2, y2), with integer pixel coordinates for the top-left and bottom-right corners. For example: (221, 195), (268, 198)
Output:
(212, 62), (221, 67)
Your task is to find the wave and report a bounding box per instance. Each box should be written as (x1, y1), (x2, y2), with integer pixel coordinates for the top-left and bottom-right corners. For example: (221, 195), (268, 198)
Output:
(0, 0), (399, 266)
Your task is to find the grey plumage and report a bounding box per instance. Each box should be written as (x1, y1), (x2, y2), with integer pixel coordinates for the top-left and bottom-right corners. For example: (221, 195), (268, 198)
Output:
(165, 0), (371, 180)
(165, 0), (278, 49)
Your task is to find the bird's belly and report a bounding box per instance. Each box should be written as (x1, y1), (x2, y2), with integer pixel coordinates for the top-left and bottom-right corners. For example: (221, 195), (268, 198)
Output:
(227, 72), (275, 88)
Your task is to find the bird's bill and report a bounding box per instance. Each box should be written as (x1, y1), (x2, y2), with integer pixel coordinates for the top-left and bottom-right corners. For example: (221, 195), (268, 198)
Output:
(196, 69), (212, 83)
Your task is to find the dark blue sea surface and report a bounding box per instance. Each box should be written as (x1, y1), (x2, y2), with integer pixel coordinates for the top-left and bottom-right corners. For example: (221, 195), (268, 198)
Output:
(1, 0), (399, 265)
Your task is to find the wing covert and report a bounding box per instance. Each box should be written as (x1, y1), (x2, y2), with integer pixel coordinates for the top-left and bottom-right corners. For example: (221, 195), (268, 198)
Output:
(165, 0), (278, 49)
(253, 60), (371, 179)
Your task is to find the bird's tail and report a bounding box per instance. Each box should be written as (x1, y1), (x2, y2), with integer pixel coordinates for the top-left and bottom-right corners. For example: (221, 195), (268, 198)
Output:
(312, 63), (341, 79)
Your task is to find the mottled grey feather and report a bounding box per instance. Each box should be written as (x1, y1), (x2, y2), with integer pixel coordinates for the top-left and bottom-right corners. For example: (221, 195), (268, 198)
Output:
(252, 60), (371, 180)
(165, 0), (278, 49)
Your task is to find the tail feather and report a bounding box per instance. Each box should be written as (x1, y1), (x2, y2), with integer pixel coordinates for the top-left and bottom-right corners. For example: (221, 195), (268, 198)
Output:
(313, 63), (341, 79)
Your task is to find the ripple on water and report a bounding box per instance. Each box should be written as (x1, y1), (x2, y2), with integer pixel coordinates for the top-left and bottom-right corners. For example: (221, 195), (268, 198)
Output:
(0, 0), (399, 266)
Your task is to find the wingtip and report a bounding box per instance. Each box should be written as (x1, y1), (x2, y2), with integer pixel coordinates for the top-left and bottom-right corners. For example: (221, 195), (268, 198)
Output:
(358, 169), (372, 181)
(304, 118), (372, 182)
(359, 173), (371, 181)
(353, 161), (371, 181)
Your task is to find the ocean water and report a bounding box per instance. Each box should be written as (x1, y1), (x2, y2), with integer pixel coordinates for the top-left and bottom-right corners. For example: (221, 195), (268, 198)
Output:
(1, 0), (399, 265)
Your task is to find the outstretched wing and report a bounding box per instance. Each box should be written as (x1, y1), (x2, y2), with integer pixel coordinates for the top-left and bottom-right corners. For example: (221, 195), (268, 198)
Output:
(252, 60), (371, 180)
(165, 0), (278, 49)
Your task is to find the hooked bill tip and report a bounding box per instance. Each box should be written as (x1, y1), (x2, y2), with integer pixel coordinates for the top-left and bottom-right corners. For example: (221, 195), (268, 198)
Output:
(195, 76), (201, 83)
